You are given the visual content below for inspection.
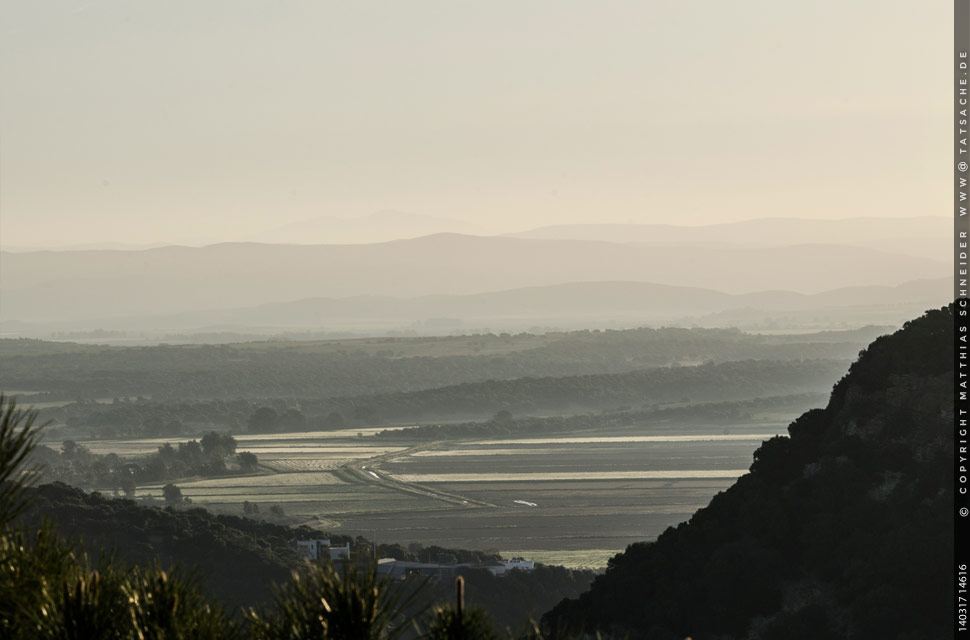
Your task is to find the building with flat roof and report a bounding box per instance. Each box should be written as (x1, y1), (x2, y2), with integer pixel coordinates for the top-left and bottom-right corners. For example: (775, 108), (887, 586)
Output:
(296, 539), (351, 562)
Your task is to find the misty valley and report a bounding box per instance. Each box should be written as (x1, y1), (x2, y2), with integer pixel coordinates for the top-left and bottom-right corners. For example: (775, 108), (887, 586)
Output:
(0, 297), (957, 636)
(7, 323), (856, 564)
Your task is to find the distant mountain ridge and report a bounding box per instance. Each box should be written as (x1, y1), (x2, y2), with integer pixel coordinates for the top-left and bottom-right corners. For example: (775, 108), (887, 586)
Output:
(509, 216), (948, 260)
(257, 210), (487, 244)
(0, 233), (947, 324)
(75, 278), (947, 333)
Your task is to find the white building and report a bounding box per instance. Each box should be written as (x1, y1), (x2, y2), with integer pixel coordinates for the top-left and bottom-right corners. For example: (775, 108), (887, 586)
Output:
(296, 539), (351, 562)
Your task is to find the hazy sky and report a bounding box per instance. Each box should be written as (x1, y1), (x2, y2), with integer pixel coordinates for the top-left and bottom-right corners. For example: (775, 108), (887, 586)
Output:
(0, 1), (951, 247)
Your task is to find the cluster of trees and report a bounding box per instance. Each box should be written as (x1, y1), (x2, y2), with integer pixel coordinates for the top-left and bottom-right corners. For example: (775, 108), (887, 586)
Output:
(241, 500), (286, 519)
(544, 306), (953, 638)
(31, 432), (259, 495)
(1, 325), (879, 402)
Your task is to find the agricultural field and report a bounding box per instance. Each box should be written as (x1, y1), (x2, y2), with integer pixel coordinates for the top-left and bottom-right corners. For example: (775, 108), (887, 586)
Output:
(118, 421), (786, 569)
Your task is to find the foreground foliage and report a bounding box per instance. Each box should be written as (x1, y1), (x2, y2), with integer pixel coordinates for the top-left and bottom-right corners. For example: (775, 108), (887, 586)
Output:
(247, 562), (427, 640)
(423, 604), (501, 640)
(0, 394), (43, 524)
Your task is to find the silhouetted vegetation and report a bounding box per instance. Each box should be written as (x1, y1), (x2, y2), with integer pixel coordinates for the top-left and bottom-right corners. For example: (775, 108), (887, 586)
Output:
(543, 306), (954, 639)
(428, 566), (596, 635)
(8, 476), (593, 635)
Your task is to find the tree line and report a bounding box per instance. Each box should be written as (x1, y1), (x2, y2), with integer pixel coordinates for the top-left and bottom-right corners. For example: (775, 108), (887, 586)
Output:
(0, 325), (880, 402)
(40, 358), (846, 439)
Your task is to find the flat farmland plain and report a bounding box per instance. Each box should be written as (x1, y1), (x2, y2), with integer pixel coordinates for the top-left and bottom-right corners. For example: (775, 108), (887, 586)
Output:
(124, 424), (783, 569)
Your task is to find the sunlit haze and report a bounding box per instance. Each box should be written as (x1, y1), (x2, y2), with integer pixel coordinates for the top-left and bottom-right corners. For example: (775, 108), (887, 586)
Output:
(0, 1), (950, 248)
(0, 5), (957, 631)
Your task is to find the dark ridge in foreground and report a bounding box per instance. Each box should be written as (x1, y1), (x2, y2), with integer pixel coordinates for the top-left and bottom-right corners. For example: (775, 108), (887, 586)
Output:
(544, 306), (953, 639)
(18, 483), (307, 608)
(16, 484), (594, 630)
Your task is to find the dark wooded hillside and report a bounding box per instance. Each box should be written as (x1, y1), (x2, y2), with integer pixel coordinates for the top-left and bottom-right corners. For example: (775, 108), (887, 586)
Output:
(544, 306), (953, 639)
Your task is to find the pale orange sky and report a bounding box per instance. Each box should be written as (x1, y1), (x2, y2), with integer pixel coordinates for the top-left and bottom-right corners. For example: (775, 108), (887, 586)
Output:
(0, 1), (952, 247)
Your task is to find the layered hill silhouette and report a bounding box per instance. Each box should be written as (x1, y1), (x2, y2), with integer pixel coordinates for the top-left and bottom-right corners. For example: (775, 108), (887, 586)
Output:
(0, 234), (948, 326)
(111, 278), (945, 333)
(258, 210), (487, 244)
(544, 305), (953, 638)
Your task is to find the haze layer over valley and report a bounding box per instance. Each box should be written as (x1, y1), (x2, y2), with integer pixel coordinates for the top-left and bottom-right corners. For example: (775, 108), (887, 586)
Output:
(0, 216), (949, 342)
(0, 1), (954, 634)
